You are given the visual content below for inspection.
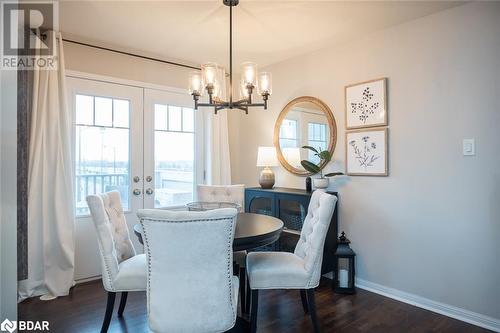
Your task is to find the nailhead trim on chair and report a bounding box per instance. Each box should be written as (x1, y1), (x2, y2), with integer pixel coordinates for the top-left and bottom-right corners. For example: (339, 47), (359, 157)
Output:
(140, 216), (237, 330)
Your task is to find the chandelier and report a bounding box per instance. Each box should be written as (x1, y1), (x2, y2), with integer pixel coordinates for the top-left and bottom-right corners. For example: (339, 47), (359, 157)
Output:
(188, 0), (272, 114)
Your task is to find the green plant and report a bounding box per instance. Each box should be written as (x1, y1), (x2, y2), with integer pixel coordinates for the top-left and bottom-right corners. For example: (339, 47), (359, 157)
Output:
(300, 146), (344, 178)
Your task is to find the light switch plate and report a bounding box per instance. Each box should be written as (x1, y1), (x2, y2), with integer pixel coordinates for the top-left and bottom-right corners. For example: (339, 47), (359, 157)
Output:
(463, 139), (475, 156)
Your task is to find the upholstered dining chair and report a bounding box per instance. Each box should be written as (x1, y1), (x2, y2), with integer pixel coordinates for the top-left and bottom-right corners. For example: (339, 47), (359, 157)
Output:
(137, 208), (239, 333)
(246, 190), (337, 333)
(197, 184), (249, 312)
(86, 191), (147, 333)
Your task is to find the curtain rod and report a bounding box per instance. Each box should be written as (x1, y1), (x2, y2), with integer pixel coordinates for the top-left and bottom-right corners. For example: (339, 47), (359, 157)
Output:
(62, 38), (201, 71)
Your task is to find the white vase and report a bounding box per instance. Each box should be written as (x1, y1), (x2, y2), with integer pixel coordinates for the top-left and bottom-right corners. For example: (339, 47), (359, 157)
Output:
(313, 178), (329, 189)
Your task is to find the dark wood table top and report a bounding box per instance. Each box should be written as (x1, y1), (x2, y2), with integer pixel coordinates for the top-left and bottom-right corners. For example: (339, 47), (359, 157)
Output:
(133, 212), (283, 252)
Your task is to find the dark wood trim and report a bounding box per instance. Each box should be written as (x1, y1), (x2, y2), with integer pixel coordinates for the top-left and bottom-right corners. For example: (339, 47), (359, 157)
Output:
(16, 26), (31, 281)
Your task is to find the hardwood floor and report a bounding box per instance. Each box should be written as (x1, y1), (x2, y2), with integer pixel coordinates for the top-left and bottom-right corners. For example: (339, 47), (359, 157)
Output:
(19, 278), (491, 333)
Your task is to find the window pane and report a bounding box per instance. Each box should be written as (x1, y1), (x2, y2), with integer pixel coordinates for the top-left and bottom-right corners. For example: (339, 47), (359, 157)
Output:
(279, 138), (297, 149)
(155, 104), (167, 130)
(280, 119), (297, 139)
(75, 126), (130, 216)
(113, 99), (130, 128)
(183, 108), (194, 132)
(168, 106), (182, 131)
(95, 97), (112, 127)
(75, 95), (94, 125)
(308, 123), (327, 164)
(154, 131), (194, 207)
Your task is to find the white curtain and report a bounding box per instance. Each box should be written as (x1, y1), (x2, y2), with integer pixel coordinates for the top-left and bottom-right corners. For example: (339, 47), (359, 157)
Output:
(18, 31), (75, 301)
(205, 67), (232, 185)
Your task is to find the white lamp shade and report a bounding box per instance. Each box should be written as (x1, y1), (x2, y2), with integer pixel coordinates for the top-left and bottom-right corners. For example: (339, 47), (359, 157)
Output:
(256, 146), (279, 167)
(282, 147), (301, 167)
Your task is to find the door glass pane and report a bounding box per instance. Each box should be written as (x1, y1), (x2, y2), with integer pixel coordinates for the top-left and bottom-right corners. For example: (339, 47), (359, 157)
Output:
(182, 107), (194, 132)
(154, 105), (194, 207)
(113, 99), (130, 128)
(75, 95), (94, 125)
(75, 96), (130, 216)
(155, 104), (167, 130)
(279, 199), (306, 231)
(94, 97), (113, 127)
(249, 197), (273, 216)
(168, 106), (182, 131)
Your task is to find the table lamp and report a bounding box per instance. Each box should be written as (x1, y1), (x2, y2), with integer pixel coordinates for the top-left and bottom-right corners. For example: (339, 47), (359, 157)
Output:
(256, 146), (279, 189)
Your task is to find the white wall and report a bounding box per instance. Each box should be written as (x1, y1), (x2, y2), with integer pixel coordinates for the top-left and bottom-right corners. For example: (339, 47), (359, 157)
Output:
(63, 41), (190, 88)
(0, 69), (18, 321)
(229, 2), (500, 322)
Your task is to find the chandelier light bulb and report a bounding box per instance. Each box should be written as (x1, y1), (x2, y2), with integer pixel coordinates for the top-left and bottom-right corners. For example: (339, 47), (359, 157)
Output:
(201, 63), (218, 87)
(241, 62), (257, 87)
(258, 72), (272, 95)
(189, 72), (204, 96)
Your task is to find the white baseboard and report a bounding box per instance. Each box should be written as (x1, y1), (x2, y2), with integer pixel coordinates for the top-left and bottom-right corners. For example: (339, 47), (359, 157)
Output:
(74, 275), (101, 284)
(354, 277), (500, 332)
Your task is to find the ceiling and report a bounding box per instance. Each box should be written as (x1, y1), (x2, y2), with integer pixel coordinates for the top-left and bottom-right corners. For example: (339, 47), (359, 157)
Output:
(59, 1), (464, 69)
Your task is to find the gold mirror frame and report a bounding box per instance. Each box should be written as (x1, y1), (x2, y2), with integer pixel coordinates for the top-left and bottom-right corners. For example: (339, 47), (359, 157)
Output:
(273, 96), (337, 176)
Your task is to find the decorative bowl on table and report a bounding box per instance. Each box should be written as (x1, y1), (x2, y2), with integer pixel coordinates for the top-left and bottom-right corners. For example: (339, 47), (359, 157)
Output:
(186, 201), (241, 212)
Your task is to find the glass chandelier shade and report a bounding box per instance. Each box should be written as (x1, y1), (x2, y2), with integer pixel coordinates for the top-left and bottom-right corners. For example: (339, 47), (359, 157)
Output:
(258, 72), (272, 95)
(241, 62), (257, 87)
(188, 71), (204, 96)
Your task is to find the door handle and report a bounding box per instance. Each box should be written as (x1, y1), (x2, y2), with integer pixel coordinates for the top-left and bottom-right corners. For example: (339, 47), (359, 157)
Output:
(145, 188), (154, 195)
(146, 176), (153, 182)
(133, 189), (141, 196)
(133, 176), (140, 183)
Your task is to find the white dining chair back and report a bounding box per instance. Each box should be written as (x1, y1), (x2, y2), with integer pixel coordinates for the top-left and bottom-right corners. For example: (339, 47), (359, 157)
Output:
(294, 189), (337, 287)
(86, 191), (136, 291)
(86, 191), (147, 333)
(197, 184), (245, 212)
(137, 208), (239, 333)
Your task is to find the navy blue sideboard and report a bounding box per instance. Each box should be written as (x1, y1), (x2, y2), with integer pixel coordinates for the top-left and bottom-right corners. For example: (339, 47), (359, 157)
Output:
(245, 187), (338, 274)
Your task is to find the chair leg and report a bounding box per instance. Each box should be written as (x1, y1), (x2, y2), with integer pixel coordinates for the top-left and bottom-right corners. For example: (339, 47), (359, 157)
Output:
(300, 289), (309, 314)
(101, 292), (116, 333)
(245, 277), (251, 314)
(117, 292), (128, 317)
(305, 289), (320, 333)
(250, 289), (259, 333)
(239, 267), (246, 314)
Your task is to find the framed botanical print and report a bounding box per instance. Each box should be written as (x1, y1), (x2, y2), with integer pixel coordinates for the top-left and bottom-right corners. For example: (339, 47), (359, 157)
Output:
(345, 78), (387, 129)
(346, 128), (388, 176)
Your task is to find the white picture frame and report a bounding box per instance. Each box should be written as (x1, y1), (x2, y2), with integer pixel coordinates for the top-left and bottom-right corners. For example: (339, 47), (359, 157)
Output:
(346, 128), (388, 176)
(345, 78), (387, 129)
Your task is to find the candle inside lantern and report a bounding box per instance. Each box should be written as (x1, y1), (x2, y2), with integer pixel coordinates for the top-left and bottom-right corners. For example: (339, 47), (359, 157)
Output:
(339, 269), (349, 288)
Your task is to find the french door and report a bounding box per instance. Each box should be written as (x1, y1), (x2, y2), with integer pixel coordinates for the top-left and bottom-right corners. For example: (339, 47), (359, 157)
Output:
(67, 76), (203, 280)
(143, 89), (204, 210)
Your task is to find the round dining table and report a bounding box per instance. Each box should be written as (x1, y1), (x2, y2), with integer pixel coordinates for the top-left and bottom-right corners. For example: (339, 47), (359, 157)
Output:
(133, 212), (284, 252)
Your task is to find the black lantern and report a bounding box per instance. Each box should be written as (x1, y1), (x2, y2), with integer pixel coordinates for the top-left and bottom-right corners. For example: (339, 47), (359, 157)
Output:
(333, 232), (356, 294)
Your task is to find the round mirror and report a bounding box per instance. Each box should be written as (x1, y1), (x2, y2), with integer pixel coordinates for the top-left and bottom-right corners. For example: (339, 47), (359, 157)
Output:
(274, 96), (337, 176)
